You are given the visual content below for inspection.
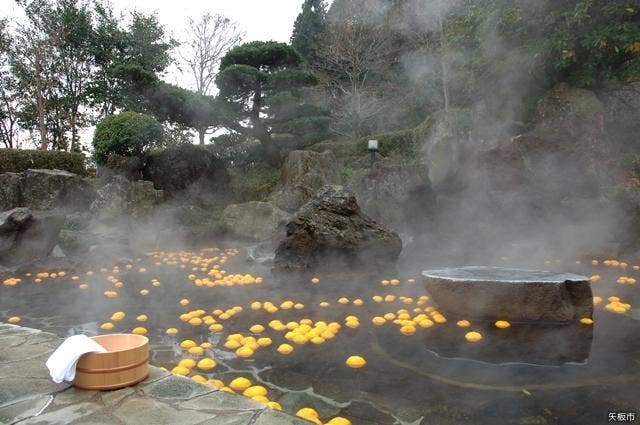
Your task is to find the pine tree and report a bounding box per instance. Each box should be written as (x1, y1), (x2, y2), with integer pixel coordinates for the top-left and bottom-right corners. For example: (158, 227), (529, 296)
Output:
(216, 41), (328, 166)
(290, 0), (327, 65)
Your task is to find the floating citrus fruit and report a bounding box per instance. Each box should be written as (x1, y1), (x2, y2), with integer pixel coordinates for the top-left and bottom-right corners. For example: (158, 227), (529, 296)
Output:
(243, 385), (268, 397)
(180, 339), (196, 349)
(197, 358), (217, 370)
(465, 331), (482, 342)
(495, 320), (511, 329)
(266, 401), (282, 410)
(326, 418), (352, 425)
(171, 366), (189, 376)
(236, 346), (254, 357)
(371, 317), (386, 326)
(111, 312), (125, 321)
(178, 359), (196, 369)
(229, 377), (252, 391)
(456, 320), (470, 328)
(277, 343), (294, 354)
(345, 355), (366, 368)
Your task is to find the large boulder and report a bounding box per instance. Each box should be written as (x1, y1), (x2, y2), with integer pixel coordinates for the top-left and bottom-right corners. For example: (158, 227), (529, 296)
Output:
(430, 83), (616, 259)
(0, 169), (96, 212)
(0, 173), (22, 211)
(220, 201), (290, 242)
(143, 144), (229, 194)
(273, 185), (402, 273)
(270, 150), (339, 212)
(598, 81), (640, 155)
(347, 160), (435, 230)
(415, 109), (472, 189)
(127, 180), (166, 218)
(422, 267), (593, 323)
(479, 83), (611, 192)
(147, 204), (222, 246)
(0, 207), (65, 266)
(90, 175), (165, 222)
(20, 169), (96, 210)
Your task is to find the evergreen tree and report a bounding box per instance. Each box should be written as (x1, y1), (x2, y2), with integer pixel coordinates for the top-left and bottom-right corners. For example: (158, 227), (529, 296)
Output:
(290, 0), (328, 65)
(216, 41), (328, 166)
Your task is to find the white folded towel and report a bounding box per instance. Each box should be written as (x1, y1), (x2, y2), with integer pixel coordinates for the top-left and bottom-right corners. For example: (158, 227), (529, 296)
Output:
(46, 334), (107, 383)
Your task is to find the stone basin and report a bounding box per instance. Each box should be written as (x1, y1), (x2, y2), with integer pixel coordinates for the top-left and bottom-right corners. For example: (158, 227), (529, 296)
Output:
(422, 266), (593, 323)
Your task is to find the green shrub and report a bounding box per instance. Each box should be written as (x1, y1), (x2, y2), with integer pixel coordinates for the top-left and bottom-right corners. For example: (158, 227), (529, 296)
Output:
(143, 144), (230, 193)
(309, 115), (434, 164)
(93, 111), (163, 165)
(0, 148), (87, 175)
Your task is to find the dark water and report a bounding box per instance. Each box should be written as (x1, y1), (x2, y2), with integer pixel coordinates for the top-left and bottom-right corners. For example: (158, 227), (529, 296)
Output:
(1, 247), (638, 425)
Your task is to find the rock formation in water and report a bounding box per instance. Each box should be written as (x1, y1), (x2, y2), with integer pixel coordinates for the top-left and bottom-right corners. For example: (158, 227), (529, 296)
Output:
(422, 266), (593, 323)
(273, 185), (402, 273)
(0, 208), (66, 266)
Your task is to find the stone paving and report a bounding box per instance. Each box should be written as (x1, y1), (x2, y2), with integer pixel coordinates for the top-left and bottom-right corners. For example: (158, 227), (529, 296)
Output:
(0, 324), (310, 425)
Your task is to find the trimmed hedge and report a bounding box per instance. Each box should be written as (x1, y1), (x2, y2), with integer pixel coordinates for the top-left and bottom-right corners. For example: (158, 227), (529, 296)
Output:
(0, 148), (87, 175)
(93, 111), (163, 165)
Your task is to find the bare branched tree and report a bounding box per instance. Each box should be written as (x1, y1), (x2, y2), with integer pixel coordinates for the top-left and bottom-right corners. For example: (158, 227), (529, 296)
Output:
(182, 13), (244, 145)
(0, 19), (20, 149)
(397, 0), (463, 113)
(12, 26), (61, 150)
(320, 0), (396, 136)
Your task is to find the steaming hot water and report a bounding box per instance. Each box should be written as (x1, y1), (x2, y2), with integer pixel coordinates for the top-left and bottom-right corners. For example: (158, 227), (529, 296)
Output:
(1, 246), (639, 424)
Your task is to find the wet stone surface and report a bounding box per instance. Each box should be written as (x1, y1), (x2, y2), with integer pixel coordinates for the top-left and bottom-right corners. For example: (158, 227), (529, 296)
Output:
(0, 324), (305, 425)
(422, 266), (593, 322)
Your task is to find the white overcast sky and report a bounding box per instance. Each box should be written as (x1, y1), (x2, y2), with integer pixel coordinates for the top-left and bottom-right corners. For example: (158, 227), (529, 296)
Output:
(0, 0), (308, 87)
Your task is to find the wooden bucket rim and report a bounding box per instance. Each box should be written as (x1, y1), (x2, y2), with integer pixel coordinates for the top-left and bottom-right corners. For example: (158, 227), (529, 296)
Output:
(90, 333), (149, 354)
(76, 356), (149, 374)
(73, 372), (149, 391)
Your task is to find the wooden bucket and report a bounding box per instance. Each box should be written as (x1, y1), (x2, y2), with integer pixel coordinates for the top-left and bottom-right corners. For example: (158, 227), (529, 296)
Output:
(73, 333), (149, 390)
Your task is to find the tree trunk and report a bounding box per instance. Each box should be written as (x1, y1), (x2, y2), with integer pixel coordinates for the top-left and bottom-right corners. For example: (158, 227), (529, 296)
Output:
(34, 51), (48, 150)
(258, 135), (282, 167)
(251, 85), (281, 166)
(438, 9), (450, 113)
(36, 94), (47, 150)
(198, 128), (205, 145)
(70, 110), (78, 152)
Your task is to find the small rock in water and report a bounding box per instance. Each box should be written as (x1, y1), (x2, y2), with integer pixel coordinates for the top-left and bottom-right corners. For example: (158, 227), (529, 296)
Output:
(51, 245), (66, 258)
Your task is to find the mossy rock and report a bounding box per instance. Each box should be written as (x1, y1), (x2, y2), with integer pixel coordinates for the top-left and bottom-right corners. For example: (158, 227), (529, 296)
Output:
(534, 83), (605, 144)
